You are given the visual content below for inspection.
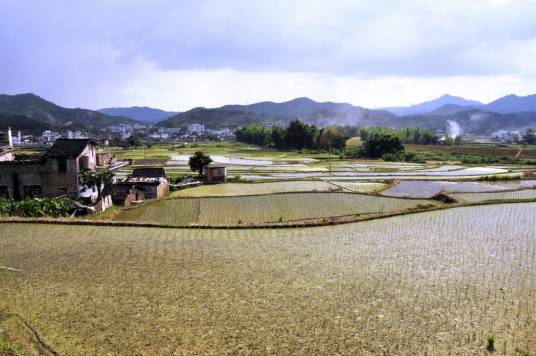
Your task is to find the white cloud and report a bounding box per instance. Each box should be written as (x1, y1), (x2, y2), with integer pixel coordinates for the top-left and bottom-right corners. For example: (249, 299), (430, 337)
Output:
(2, 0), (536, 109)
(106, 62), (536, 111)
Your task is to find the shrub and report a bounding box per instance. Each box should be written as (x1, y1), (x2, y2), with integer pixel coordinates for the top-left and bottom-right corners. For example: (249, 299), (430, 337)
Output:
(486, 335), (495, 351)
(0, 197), (74, 218)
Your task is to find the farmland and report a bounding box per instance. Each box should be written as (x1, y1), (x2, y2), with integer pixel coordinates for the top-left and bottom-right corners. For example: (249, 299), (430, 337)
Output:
(452, 188), (536, 203)
(171, 181), (340, 197)
(118, 192), (432, 226)
(3, 142), (536, 354)
(1, 203), (535, 354)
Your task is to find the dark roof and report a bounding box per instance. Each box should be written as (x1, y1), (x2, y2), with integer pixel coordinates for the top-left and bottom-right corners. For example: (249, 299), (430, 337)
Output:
(47, 139), (96, 158)
(131, 167), (166, 178)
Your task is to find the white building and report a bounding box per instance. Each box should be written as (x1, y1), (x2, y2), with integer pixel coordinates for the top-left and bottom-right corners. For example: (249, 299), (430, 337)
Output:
(0, 127), (13, 147)
(41, 130), (62, 143)
(187, 123), (205, 133)
(66, 130), (88, 139)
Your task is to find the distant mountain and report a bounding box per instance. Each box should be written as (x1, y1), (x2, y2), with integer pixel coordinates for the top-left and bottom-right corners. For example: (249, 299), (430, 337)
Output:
(0, 93), (137, 133)
(385, 109), (536, 136)
(382, 94), (482, 116)
(158, 97), (395, 129)
(98, 106), (177, 123)
(483, 94), (536, 113)
(425, 104), (473, 116)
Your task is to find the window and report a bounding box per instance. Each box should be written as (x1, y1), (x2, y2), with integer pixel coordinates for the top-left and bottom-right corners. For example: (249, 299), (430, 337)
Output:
(0, 186), (10, 198)
(58, 158), (67, 172)
(23, 185), (42, 198)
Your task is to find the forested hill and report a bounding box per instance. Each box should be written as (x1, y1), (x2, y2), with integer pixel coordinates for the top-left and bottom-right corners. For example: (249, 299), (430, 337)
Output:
(0, 93), (137, 133)
(157, 97), (396, 129)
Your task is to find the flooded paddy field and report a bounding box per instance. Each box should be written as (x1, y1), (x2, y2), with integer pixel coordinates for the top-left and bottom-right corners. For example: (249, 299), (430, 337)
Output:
(117, 192), (431, 226)
(381, 180), (536, 198)
(2, 203), (535, 354)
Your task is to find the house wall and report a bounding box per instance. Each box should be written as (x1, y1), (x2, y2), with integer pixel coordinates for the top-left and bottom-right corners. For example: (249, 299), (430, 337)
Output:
(205, 167), (227, 182)
(0, 149), (14, 162)
(0, 143), (97, 199)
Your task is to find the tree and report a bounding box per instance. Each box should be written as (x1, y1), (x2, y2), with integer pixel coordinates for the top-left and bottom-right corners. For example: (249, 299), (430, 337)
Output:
(523, 128), (536, 145)
(80, 168), (114, 201)
(127, 135), (143, 147)
(363, 132), (404, 158)
(270, 125), (287, 148)
(189, 151), (212, 176)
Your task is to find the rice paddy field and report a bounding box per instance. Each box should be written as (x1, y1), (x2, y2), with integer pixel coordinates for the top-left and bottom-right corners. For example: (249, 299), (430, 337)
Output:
(118, 192), (431, 226)
(1, 203), (535, 354)
(171, 181), (340, 197)
(451, 188), (536, 203)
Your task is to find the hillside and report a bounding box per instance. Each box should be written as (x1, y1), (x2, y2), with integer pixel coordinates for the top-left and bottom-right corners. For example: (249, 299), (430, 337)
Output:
(98, 106), (177, 123)
(158, 98), (396, 129)
(0, 93), (137, 132)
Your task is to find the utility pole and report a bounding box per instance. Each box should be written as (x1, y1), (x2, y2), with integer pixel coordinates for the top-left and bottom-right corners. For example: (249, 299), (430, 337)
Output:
(328, 141), (332, 174)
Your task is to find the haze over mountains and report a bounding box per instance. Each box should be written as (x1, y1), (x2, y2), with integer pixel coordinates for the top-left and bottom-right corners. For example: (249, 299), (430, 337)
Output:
(2, 92), (536, 136)
(98, 106), (178, 123)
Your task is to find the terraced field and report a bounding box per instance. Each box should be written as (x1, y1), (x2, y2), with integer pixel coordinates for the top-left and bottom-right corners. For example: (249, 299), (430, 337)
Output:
(118, 192), (432, 226)
(452, 188), (536, 203)
(172, 181), (340, 197)
(328, 181), (387, 192)
(1, 203), (535, 354)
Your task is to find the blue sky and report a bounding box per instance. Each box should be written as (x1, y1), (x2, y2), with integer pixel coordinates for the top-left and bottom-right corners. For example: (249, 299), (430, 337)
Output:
(1, 0), (536, 110)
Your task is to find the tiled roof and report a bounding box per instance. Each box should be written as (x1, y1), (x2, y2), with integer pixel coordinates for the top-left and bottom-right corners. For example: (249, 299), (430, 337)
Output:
(47, 139), (96, 158)
(131, 167), (166, 178)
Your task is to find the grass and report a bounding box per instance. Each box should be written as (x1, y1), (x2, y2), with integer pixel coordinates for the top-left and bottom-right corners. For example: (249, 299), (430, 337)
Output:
(117, 192), (433, 226)
(0, 333), (23, 356)
(1, 203), (535, 354)
(171, 181), (340, 197)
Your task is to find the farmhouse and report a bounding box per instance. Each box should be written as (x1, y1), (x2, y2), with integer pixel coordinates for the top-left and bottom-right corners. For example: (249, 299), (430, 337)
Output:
(0, 139), (98, 200)
(113, 167), (169, 205)
(204, 165), (227, 182)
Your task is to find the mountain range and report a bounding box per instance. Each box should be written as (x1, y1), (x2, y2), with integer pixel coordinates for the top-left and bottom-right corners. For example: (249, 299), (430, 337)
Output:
(2, 92), (536, 136)
(381, 94), (483, 116)
(98, 106), (177, 123)
(0, 93), (136, 133)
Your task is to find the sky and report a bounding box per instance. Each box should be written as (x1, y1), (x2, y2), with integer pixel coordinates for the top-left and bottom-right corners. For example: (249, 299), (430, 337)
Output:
(1, 0), (536, 111)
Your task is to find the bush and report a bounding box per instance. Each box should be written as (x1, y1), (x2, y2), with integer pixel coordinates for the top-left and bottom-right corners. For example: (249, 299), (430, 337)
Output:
(0, 197), (74, 218)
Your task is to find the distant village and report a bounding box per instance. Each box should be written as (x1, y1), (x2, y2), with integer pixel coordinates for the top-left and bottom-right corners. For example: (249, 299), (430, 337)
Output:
(0, 124), (228, 213)
(0, 122), (235, 148)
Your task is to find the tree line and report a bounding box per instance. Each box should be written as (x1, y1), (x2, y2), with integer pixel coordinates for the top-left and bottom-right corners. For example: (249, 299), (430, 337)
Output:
(359, 127), (440, 145)
(235, 120), (443, 150)
(234, 120), (349, 151)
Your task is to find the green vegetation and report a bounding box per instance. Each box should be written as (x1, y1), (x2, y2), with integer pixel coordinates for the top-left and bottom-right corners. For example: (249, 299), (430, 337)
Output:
(235, 119), (348, 151)
(0, 196), (73, 217)
(188, 151), (212, 176)
(487, 335), (496, 352)
(1, 203), (535, 354)
(0, 332), (22, 356)
(362, 131), (405, 158)
(360, 127), (439, 145)
(80, 168), (114, 201)
(172, 181), (340, 197)
(117, 192), (432, 226)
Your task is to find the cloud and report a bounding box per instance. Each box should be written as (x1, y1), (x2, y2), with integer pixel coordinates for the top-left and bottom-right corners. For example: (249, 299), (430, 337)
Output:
(1, 0), (536, 109)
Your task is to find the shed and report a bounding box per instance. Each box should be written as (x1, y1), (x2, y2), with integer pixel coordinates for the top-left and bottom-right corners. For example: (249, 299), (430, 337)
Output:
(204, 165), (227, 182)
